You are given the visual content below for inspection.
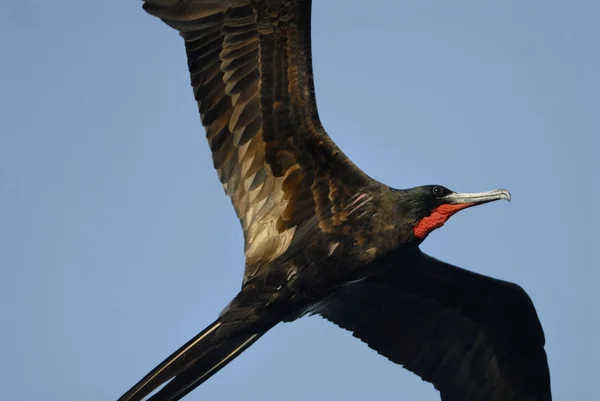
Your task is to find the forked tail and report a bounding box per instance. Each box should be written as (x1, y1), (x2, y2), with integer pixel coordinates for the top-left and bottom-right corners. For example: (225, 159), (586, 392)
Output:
(117, 319), (266, 401)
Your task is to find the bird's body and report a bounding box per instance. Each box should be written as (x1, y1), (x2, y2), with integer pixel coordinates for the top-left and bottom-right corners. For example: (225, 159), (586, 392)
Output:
(118, 1), (552, 400)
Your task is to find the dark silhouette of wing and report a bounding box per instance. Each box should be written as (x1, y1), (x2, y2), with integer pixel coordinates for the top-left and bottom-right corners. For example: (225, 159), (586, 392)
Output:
(318, 249), (552, 401)
(143, 0), (374, 270)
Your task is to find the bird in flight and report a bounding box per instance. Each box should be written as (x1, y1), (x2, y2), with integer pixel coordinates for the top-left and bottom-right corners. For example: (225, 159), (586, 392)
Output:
(118, 1), (551, 400)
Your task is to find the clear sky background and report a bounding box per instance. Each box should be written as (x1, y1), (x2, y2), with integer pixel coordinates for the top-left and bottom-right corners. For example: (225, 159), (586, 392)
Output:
(1, 1), (598, 400)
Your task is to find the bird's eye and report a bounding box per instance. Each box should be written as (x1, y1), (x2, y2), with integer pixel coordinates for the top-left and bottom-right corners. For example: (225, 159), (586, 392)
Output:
(432, 186), (443, 196)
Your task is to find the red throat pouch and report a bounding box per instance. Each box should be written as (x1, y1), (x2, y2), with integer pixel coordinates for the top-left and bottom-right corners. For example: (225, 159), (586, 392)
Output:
(413, 203), (475, 239)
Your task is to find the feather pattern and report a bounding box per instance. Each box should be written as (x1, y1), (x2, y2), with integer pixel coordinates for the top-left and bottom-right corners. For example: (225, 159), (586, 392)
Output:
(144, 0), (374, 272)
(120, 2), (553, 401)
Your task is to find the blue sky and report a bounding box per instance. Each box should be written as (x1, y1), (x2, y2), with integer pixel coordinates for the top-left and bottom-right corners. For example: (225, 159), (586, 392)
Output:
(1, 1), (598, 400)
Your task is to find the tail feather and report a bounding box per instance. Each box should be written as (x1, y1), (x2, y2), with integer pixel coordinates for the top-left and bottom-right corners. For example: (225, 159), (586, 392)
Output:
(148, 332), (264, 401)
(117, 319), (265, 401)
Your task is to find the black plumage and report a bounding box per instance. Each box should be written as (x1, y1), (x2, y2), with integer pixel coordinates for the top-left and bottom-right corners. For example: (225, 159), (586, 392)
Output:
(117, 1), (552, 400)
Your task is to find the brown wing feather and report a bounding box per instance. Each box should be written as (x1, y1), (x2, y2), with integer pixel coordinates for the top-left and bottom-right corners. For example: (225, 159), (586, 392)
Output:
(143, 0), (374, 269)
(317, 250), (552, 401)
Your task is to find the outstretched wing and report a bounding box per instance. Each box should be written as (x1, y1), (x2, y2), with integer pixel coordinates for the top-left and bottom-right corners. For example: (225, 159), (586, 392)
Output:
(143, 0), (373, 268)
(318, 250), (552, 401)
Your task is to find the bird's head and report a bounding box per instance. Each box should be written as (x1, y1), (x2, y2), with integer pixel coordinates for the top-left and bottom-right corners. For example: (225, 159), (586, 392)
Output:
(398, 185), (511, 241)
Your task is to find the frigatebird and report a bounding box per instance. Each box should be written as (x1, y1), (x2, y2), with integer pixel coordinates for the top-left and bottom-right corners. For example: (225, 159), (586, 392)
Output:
(118, 1), (551, 400)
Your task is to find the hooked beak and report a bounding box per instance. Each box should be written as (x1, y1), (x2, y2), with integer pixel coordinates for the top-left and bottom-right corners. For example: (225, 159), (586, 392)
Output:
(443, 188), (512, 206)
(413, 188), (511, 240)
